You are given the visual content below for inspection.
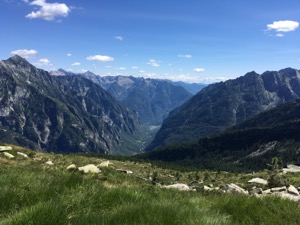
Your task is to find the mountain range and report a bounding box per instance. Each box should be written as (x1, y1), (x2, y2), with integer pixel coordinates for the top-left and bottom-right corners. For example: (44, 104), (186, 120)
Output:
(147, 68), (300, 150)
(51, 69), (200, 125)
(0, 55), (145, 155)
(142, 99), (300, 171)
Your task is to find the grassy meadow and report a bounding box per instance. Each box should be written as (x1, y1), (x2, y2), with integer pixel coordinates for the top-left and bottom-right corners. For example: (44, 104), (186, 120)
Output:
(0, 146), (300, 225)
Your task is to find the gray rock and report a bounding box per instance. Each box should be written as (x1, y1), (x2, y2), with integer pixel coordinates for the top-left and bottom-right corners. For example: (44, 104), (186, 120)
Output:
(164, 183), (190, 191)
(221, 183), (248, 195)
(271, 186), (287, 192)
(78, 164), (101, 174)
(248, 178), (268, 185)
(287, 185), (299, 196)
(67, 164), (77, 171)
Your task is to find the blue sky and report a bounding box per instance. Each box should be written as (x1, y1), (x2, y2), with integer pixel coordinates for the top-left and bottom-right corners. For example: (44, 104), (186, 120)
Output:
(1, 0), (300, 83)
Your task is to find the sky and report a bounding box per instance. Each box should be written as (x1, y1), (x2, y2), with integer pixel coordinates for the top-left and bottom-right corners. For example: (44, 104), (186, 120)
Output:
(1, 0), (300, 83)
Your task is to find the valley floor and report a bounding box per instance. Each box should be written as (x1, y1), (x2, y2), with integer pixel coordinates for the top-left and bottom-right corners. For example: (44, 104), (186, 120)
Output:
(1, 146), (300, 225)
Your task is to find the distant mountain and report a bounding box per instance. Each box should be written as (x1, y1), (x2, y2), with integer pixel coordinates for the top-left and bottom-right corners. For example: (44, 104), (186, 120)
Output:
(0, 55), (145, 155)
(142, 100), (300, 171)
(147, 68), (300, 150)
(168, 81), (206, 95)
(58, 71), (194, 125)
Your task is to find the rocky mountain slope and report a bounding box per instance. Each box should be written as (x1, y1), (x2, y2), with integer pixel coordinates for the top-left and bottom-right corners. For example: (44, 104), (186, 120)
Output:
(148, 68), (300, 150)
(0, 55), (145, 155)
(142, 100), (300, 171)
(51, 70), (195, 125)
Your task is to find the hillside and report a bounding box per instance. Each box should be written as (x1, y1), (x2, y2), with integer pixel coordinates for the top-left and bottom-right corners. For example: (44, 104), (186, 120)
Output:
(1, 145), (300, 224)
(142, 100), (300, 171)
(0, 55), (145, 155)
(148, 68), (300, 150)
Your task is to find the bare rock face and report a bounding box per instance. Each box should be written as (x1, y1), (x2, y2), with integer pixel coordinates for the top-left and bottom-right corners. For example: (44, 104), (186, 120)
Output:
(0, 55), (145, 155)
(148, 68), (300, 150)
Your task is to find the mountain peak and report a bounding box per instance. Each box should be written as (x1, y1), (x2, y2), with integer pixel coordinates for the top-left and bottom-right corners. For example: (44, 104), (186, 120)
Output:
(4, 55), (32, 68)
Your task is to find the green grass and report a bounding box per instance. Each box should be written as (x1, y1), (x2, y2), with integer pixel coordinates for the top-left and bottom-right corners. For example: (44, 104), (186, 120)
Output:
(1, 149), (300, 225)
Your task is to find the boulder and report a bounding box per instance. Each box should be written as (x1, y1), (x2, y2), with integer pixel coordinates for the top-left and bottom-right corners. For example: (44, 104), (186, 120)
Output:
(282, 164), (300, 173)
(67, 164), (77, 171)
(248, 178), (268, 185)
(287, 185), (299, 196)
(98, 160), (113, 168)
(45, 161), (54, 166)
(17, 152), (28, 158)
(249, 187), (263, 195)
(273, 192), (300, 202)
(78, 164), (101, 174)
(271, 186), (287, 192)
(3, 152), (14, 159)
(203, 185), (214, 191)
(262, 189), (271, 194)
(0, 146), (12, 152)
(164, 183), (190, 191)
(221, 183), (248, 195)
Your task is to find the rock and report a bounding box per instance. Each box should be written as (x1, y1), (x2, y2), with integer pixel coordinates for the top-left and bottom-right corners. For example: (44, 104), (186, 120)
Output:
(67, 164), (77, 171)
(78, 164), (101, 174)
(3, 152), (14, 159)
(248, 178), (268, 185)
(271, 186), (287, 192)
(273, 192), (300, 202)
(262, 189), (271, 194)
(221, 183), (248, 195)
(249, 187), (263, 195)
(164, 183), (190, 191)
(17, 152), (28, 158)
(116, 169), (133, 174)
(203, 185), (214, 191)
(45, 161), (54, 165)
(287, 185), (299, 196)
(0, 146), (12, 152)
(282, 164), (300, 173)
(98, 160), (113, 168)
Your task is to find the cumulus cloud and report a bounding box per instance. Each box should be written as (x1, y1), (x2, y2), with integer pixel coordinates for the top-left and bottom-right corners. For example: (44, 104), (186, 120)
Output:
(11, 49), (38, 58)
(178, 54), (192, 58)
(25, 0), (70, 21)
(86, 55), (114, 62)
(71, 62), (80, 66)
(114, 36), (123, 41)
(67, 53), (72, 57)
(194, 68), (205, 73)
(147, 59), (160, 67)
(35, 58), (52, 66)
(267, 20), (299, 32)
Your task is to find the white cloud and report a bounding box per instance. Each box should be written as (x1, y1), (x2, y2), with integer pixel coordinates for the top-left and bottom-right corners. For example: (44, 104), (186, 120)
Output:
(194, 68), (205, 73)
(276, 33), (284, 37)
(132, 66), (139, 69)
(267, 20), (299, 32)
(11, 49), (38, 58)
(67, 53), (72, 57)
(147, 59), (160, 67)
(25, 0), (70, 21)
(114, 36), (123, 41)
(35, 58), (52, 66)
(86, 55), (114, 62)
(71, 62), (80, 66)
(116, 67), (127, 70)
(178, 54), (192, 58)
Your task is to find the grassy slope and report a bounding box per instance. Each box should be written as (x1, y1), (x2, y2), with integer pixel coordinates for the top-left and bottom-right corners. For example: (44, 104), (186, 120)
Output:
(0, 146), (300, 225)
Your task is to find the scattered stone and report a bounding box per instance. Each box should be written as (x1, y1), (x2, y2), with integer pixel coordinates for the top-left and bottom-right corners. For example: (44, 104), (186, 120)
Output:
(273, 192), (300, 202)
(208, 184), (214, 188)
(271, 186), (287, 192)
(282, 164), (300, 173)
(33, 157), (43, 161)
(249, 187), (263, 195)
(78, 164), (101, 174)
(287, 185), (299, 196)
(0, 146), (12, 152)
(116, 169), (133, 174)
(67, 164), (77, 171)
(221, 183), (248, 195)
(17, 152), (28, 158)
(203, 185), (214, 191)
(3, 152), (14, 159)
(248, 178), (268, 185)
(164, 183), (190, 191)
(46, 160), (54, 166)
(98, 161), (113, 168)
(262, 189), (271, 194)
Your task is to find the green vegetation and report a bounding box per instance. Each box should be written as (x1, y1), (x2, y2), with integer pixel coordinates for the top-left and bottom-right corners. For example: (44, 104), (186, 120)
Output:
(1, 146), (300, 224)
